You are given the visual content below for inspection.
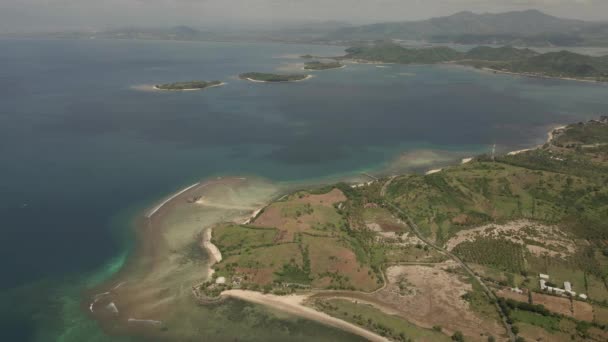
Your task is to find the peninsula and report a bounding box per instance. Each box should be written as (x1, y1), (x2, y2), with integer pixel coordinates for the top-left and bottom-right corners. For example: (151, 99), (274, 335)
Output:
(154, 80), (223, 91)
(196, 117), (608, 342)
(239, 72), (311, 82)
(304, 61), (344, 70)
(87, 117), (608, 342)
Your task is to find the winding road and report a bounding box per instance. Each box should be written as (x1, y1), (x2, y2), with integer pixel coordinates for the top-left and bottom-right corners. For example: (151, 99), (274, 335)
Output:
(380, 177), (516, 342)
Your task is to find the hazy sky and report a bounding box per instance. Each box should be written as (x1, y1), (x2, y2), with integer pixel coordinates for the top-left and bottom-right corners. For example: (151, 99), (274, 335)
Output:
(1, 0), (607, 32)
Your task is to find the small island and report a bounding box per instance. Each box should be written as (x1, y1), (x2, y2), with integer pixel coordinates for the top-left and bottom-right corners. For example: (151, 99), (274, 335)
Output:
(239, 72), (311, 83)
(155, 80), (223, 91)
(304, 61), (344, 70)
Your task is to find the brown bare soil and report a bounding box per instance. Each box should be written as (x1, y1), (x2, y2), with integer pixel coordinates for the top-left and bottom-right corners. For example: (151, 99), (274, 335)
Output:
(368, 263), (504, 341)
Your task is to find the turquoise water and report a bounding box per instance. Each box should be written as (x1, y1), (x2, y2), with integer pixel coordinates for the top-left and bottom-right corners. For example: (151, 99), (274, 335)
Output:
(1, 38), (607, 341)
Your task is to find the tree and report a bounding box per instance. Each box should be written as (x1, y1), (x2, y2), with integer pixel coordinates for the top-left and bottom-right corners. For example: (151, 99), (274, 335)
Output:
(451, 331), (465, 342)
(487, 336), (496, 342)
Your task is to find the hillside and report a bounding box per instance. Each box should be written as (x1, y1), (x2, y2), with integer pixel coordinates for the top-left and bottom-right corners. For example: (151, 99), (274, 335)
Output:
(343, 43), (463, 63)
(341, 42), (608, 81)
(495, 50), (608, 79)
(325, 10), (608, 47)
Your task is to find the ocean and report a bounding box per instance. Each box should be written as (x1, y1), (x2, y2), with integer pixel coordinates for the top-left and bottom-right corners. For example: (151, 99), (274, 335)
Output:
(0, 38), (606, 341)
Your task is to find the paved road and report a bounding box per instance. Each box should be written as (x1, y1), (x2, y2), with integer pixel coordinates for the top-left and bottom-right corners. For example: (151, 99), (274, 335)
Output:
(380, 178), (515, 342)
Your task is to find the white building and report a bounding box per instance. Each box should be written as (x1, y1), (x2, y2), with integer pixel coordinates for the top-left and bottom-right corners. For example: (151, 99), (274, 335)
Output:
(215, 276), (226, 285)
(564, 281), (572, 292)
(539, 274), (550, 280)
(540, 279), (547, 290)
(510, 287), (523, 294)
(579, 294), (588, 300)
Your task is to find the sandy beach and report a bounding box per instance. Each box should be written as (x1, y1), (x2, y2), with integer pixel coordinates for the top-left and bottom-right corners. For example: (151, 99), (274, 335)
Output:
(222, 290), (389, 342)
(243, 75), (313, 83)
(202, 228), (222, 264)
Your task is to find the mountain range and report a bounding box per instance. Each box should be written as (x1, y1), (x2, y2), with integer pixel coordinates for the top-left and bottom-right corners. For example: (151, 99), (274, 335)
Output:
(324, 10), (608, 46)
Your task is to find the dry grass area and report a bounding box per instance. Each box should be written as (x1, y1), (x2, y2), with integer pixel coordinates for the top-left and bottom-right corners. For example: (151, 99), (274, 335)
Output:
(294, 188), (347, 206)
(445, 220), (577, 258)
(593, 305), (608, 325)
(368, 263), (504, 340)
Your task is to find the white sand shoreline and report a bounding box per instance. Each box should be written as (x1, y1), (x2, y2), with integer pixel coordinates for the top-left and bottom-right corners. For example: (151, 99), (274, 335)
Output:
(146, 182), (200, 218)
(222, 290), (389, 342)
(202, 228), (222, 276)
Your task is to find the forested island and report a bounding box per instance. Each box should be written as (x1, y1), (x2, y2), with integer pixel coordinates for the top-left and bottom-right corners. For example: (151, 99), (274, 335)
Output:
(155, 80), (223, 90)
(340, 42), (608, 82)
(304, 61), (344, 70)
(239, 72), (311, 82)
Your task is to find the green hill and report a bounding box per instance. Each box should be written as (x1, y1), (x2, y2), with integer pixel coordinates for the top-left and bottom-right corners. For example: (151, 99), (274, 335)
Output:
(340, 42), (608, 81)
(464, 46), (539, 61)
(344, 43), (463, 63)
(496, 51), (608, 79)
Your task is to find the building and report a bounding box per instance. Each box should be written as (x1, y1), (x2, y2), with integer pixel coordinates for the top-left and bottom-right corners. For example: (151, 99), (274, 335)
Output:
(215, 276), (226, 285)
(539, 274), (550, 280)
(579, 294), (588, 300)
(564, 281), (572, 292)
(540, 279), (547, 290)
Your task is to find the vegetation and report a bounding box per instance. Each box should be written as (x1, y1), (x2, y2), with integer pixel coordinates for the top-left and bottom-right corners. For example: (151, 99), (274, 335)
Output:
(155, 80), (222, 90)
(239, 72), (309, 82)
(304, 61), (343, 70)
(314, 299), (450, 341)
(342, 41), (608, 81)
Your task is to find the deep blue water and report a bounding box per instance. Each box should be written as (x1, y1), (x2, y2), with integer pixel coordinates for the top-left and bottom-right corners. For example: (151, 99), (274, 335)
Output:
(1, 38), (607, 341)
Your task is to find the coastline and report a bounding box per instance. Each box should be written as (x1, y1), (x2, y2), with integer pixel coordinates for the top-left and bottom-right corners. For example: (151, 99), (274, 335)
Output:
(146, 182), (200, 218)
(479, 67), (606, 84)
(87, 123), (574, 340)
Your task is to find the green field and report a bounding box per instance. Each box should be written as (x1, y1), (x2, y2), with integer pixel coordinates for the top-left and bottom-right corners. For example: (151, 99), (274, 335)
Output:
(314, 299), (450, 342)
(239, 72), (309, 82)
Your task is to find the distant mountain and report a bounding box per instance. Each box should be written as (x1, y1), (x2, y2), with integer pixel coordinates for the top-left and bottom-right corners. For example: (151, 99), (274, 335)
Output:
(325, 10), (608, 46)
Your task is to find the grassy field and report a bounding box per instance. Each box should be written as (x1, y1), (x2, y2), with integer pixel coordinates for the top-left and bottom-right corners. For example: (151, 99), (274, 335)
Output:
(207, 188), (385, 292)
(314, 299), (451, 342)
